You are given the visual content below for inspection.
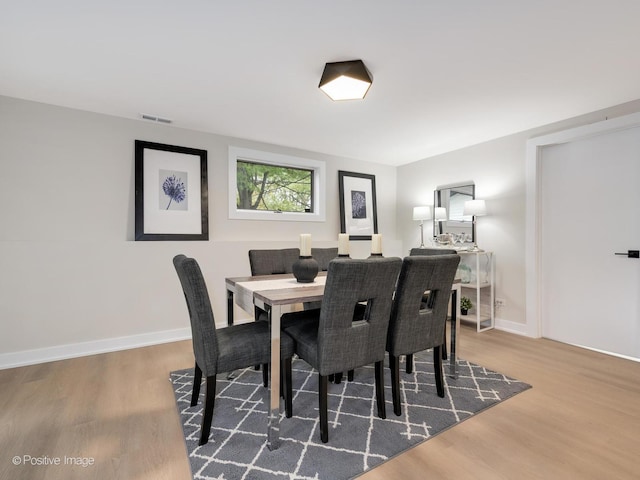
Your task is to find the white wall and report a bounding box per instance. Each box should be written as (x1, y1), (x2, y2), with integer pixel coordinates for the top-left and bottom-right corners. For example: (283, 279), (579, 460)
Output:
(397, 136), (527, 333)
(396, 99), (640, 335)
(5, 94), (640, 368)
(0, 96), (400, 368)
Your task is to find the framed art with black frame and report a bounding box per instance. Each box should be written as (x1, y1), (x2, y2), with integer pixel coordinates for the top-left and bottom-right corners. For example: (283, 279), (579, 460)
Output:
(338, 170), (378, 240)
(134, 140), (208, 241)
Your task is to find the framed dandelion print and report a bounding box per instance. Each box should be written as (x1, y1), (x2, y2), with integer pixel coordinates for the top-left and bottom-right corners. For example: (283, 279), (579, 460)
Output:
(338, 170), (378, 240)
(134, 140), (208, 241)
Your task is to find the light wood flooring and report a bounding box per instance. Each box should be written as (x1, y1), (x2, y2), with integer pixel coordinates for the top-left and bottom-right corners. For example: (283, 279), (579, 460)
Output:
(1, 325), (639, 480)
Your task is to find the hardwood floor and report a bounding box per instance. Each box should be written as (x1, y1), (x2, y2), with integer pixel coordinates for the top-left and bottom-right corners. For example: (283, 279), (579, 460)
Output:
(1, 325), (639, 480)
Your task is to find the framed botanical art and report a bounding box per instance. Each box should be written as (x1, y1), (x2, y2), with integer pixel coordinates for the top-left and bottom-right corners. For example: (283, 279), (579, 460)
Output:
(338, 170), (378, 240)
(134, 140), (208, 241)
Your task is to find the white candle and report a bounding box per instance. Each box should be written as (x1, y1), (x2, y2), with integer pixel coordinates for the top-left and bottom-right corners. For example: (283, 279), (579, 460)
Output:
(300, 233), (311, 257)
(371, 234), (382, 254)
(338, 234), (349, 255)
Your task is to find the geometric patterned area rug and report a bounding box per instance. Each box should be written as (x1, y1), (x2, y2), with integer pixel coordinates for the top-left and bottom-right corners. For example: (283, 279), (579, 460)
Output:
(170, 351), (531, 480)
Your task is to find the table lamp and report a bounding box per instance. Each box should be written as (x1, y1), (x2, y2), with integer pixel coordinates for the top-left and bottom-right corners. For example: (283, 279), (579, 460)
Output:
(463, 199), (487, 251)
(412, 206), (431, 248)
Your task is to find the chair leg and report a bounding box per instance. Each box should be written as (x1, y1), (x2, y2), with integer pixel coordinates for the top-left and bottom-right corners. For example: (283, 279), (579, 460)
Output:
(199, 375), (217, 446)
(433, 345), (445, 398)
(347, 369), (354, 381)
(389, 354), (402, 416)
(319, 374), (329, 443)
(374, 360), (386, 419)
(262, 363), (268, 388)
(442, 330), (448, 360)
(334, 372), (343, 384)
(191, 363), (202, 407)
(282, 357), (293, 418)
(405, 353), (413, 374)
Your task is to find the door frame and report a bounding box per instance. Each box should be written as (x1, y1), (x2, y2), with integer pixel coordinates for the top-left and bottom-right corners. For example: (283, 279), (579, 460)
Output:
(525, 111), (640, 339)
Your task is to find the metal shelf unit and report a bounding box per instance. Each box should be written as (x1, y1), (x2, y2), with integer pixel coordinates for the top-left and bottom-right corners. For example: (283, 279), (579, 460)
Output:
(458, 250), (494, 332)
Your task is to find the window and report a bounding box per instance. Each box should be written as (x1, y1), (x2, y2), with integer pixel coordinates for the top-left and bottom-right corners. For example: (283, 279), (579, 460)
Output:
(228, 147), (326, 222)
(236, 160), (313, 213)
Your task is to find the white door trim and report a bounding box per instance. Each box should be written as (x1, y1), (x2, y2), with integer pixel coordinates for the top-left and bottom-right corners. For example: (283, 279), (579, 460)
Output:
(525, 111), (640, 339)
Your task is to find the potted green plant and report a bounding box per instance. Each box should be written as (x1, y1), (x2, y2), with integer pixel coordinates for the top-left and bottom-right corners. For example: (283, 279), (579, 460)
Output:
(460, 297), (473, 315)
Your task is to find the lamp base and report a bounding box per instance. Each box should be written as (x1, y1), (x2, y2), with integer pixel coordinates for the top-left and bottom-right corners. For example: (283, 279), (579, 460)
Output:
(292, 256), (319, 283)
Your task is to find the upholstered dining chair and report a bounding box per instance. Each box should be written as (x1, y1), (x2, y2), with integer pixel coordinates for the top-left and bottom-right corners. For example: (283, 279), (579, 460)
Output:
(173, 254), (295, 445)
(408, 247), (458, 371)
(249, 246), (333, 320)
(248, 248), (300, 276)
(283, 257), (402, 443)
(247, 248), (300, 322)
(409, 247), (457, 256)
(247, 248), (302, 381)
(310, 247), (339, 271)
(302, 247), (339, 312)
(386, 254), (460, 416)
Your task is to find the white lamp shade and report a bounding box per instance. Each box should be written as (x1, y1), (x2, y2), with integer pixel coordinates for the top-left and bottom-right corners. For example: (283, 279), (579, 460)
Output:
(463, 199), (487, 216)
(434, 207), (447, 221)
(412, 206), (431, 221)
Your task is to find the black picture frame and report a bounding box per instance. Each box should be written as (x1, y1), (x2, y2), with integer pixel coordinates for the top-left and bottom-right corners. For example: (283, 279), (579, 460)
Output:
(134, 140), (208, 241)
(338, 170), (378, 240)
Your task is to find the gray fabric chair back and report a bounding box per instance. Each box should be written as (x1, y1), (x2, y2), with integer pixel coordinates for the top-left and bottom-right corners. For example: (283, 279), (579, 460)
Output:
(387, 255), (460, 356)
(248, 248), (300, 275)
(410, 247), (457, 256)
(317, 257), (402, 375)
(173, 254), (219, 375)
(311, 247), (339, 271)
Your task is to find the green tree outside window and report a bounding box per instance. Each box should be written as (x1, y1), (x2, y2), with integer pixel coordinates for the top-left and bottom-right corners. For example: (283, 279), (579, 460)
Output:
(236, 160), (313, 213)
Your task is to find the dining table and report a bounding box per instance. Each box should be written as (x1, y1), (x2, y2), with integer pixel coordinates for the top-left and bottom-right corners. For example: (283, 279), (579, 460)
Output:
(225, 272), (461, 450)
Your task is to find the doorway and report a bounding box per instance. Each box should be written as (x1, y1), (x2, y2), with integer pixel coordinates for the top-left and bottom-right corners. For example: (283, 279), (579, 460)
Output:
(526, 113), (640, 361)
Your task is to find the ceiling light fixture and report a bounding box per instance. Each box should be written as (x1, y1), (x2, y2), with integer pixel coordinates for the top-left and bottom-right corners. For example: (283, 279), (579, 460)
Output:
(319, 60), (372, 101)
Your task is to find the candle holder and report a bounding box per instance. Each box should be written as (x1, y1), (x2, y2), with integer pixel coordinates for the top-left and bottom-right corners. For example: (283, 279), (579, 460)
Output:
(292, 256), (319, 283)
(338, 254), (350, 258)
(369, 253), (384, 258)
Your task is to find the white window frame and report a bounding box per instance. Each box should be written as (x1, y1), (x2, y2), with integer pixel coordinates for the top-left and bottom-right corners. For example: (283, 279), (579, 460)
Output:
(228, 146), (326, 222)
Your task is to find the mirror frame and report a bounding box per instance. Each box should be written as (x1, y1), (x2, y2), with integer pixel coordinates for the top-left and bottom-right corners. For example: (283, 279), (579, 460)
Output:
(433, 181), (475, 242)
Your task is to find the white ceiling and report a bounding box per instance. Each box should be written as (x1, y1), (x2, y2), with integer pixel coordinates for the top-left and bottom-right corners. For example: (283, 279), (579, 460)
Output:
(3, 1), (640, 166)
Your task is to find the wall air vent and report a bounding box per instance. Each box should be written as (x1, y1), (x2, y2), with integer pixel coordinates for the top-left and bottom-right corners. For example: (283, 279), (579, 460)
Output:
(140, 113), (172, 124)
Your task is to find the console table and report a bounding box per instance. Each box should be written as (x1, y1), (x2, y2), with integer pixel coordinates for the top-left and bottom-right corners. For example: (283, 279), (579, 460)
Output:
(458, 250), (494, 331)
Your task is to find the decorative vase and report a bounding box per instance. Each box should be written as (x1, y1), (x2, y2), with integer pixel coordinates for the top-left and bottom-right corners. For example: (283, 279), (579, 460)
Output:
(292, 256), (319, 283)
(458, 264), (472, 284)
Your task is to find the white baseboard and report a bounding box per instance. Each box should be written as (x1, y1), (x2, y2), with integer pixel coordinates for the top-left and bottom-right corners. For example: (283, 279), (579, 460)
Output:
(0, 328), (192, 370)
(494, 317), (530, 336)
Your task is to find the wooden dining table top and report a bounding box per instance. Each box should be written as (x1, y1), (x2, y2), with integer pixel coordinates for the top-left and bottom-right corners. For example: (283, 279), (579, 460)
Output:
(226, 272), (327, 307)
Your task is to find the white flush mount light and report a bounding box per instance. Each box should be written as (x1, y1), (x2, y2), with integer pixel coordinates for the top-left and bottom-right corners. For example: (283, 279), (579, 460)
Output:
(319, 60), (373, 101)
